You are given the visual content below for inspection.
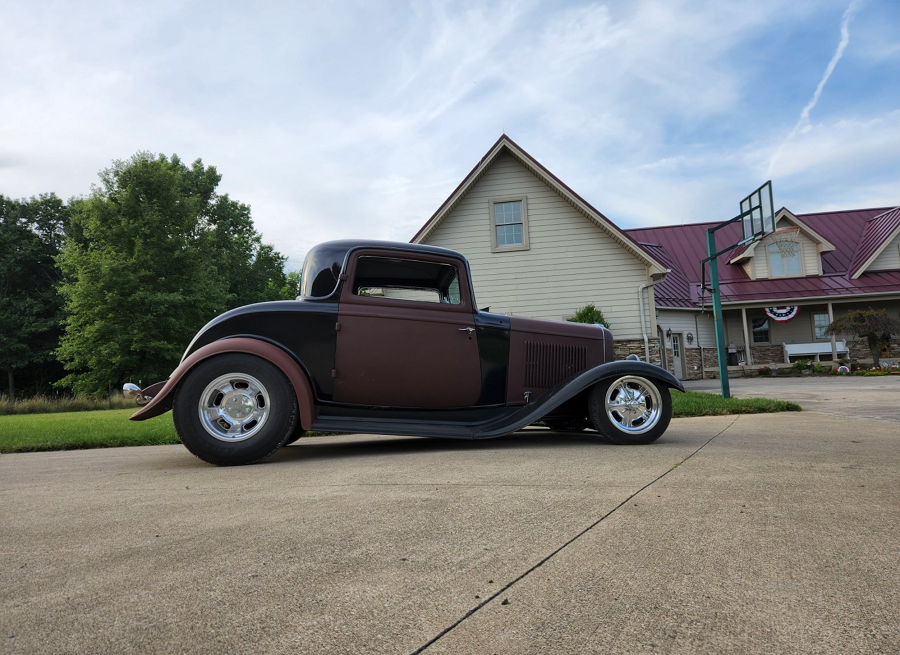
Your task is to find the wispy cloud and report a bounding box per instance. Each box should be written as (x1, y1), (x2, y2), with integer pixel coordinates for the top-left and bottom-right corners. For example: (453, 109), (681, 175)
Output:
(767, 0), (861, 177)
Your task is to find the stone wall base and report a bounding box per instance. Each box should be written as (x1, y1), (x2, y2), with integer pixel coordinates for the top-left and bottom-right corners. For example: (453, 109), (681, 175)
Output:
(613, 338), (662, 367)
(848, 338), (900, 364)
(663, 338), (900, 380)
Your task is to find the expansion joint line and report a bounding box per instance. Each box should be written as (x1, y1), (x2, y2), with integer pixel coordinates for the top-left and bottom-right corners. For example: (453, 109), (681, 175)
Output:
(410, 416), (740, 654)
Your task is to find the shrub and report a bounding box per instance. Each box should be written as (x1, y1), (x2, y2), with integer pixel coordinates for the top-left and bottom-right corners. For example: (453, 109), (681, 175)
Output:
(569, 304), (610, 327)
(0, 393), (133, 416)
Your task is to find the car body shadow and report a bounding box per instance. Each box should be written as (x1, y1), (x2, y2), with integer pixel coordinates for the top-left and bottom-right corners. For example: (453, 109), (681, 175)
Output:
(265, 428), (608, 464)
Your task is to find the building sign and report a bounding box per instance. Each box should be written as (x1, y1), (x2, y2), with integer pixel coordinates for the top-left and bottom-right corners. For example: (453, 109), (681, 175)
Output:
(765, 306), (800, 323)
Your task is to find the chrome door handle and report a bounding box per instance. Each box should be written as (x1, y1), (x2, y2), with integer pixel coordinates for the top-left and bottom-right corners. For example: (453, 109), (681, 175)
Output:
(458, 327), (475, 334)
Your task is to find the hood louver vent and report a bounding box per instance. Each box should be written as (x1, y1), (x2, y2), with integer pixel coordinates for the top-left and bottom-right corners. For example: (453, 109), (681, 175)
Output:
(524, 342), (587, 389)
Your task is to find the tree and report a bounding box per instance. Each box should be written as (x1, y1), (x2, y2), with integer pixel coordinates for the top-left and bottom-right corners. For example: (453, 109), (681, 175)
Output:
(0, 194), (69, 397)
(569, 303), (610, 327)
(57, 153), (289, 395)
(825, 307), (900, 368)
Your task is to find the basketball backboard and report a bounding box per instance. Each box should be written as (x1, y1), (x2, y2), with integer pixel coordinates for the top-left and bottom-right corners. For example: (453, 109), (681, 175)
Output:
(739, 181), (775, 244)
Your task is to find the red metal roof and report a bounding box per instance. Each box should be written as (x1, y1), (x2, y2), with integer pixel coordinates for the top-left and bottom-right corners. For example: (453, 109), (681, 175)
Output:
(848, 207), (900, 278)
(625, 207), (900, 307)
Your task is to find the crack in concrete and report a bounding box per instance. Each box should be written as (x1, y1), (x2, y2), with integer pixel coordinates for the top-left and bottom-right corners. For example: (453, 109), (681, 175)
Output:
(410, 416), (741, 654)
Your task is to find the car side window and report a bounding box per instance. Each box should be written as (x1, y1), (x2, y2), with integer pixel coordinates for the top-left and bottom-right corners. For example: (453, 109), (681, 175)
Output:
(352, 256), (462, 305)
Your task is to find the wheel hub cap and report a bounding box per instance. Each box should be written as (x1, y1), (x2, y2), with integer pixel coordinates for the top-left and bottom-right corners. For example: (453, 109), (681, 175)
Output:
(198, 373), (271, 442)
(605, 375), (662, 434)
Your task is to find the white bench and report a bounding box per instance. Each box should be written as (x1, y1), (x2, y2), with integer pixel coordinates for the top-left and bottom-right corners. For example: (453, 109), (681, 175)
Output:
(782, 340), (849, 363)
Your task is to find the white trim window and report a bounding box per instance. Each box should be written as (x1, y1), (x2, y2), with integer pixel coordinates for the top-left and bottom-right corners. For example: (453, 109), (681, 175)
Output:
(766, 242), (802, 277)
(813, 313), (829, 340)
(490, 197), (529, 252)
(752, 317), (770, 343)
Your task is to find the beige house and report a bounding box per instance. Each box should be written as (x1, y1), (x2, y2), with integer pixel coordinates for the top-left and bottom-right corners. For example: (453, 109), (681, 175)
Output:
(631, 205), (900, 379)
(411, 135), (671, 364)
(413, 135), (900, 380)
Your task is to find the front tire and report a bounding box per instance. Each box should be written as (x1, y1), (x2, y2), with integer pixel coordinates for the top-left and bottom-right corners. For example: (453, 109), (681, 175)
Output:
(588, 375), (671, 444)
(173, 354), (298, 465)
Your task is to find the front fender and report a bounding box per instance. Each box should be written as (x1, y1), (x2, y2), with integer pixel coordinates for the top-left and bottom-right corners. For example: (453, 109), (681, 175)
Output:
(129, 337), (316, 430)
(475, 360), (683, 439)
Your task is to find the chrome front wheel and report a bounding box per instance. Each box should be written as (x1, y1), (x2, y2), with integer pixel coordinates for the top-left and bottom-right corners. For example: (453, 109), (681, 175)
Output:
(588, 375), (671, 444)
(604, 376), (662, 434)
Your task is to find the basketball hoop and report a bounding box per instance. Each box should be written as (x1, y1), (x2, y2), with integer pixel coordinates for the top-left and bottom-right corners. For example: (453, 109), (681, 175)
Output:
(769, 225), (800, 259)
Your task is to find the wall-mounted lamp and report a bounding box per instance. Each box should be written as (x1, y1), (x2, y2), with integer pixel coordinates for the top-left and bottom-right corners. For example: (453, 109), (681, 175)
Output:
(665, 328), (672, 339)
(686, 332), (694, 346)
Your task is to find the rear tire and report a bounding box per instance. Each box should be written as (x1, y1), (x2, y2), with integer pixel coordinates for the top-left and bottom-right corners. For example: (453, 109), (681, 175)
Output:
(588, 375), (671, 445)
(284, 427), (306, 446)
(173, 354), (298, 465)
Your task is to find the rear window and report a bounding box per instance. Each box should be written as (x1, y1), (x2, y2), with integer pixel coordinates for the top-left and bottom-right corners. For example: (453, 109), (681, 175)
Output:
(352, 256), (461, 305)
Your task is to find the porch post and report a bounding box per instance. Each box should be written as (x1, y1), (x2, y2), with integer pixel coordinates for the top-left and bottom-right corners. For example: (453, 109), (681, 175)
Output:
(828, 301), (836, 364)
(741, 306), (753, 365)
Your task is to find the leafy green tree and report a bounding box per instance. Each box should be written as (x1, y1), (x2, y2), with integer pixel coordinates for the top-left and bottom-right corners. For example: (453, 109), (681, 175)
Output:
(57, 153), (288, 395)
(569, 303), (610, 327)
(280, 271), (302, 300)
(0, 194), (69, 397)
(826, 307), (900, 368)
(205, 195), (290, 306)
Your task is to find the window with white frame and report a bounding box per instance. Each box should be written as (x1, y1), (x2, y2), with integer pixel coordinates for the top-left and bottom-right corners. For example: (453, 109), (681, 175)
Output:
(766, 242), (802, 277)
(813, 313), (829, 339)
(752, 317), (770, 343)
(490, 197), (529, 251)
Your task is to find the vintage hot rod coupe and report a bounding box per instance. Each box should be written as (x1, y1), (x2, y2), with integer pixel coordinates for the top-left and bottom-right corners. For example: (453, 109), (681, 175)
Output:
(126, 240), (683, 465)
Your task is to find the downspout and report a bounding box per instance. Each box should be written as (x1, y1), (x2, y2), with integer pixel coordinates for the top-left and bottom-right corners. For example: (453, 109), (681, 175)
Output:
(638, 275), (666, 362)
(695, 313), (706, 379)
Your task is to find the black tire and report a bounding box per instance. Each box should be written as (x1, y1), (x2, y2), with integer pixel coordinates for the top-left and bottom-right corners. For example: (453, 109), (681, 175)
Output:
(173, 354), (298, 466)
(284, 427), (306, 446)
(588, 375), (672, 445)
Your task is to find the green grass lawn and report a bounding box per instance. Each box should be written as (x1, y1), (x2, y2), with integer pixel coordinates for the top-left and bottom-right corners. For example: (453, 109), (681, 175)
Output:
(0, 390), (801, 454)
(0, 408), (179, 453)
(673, 390), (800, 417)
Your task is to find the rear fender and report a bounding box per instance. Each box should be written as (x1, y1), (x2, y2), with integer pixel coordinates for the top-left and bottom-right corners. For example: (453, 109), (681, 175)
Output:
(129, 337), (316, 430)
(475, 360), (683, 438)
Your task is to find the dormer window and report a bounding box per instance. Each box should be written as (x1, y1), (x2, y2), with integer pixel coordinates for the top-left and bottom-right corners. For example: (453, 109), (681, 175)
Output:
(766, 242), (802, 277)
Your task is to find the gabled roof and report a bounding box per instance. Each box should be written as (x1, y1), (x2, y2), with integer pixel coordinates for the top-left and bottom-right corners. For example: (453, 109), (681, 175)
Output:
(625, 206), (899, 307)
(848, 206), (900, 279)
(411, 135), (670, 275)
(728, 208), (836, 264)
(638, 242), (693, 308)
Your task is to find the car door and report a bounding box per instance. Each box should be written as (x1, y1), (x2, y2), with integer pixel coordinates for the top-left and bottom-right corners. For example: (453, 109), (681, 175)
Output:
(333, 250), (482, 408)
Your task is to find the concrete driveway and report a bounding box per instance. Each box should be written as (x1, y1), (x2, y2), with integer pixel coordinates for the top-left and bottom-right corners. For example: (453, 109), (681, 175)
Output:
(684, 375), (900, 423)
(2, 396), (899, 653)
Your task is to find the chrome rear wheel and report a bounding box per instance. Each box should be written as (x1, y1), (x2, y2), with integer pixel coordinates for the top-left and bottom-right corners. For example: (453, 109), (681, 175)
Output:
(173, 354), (298, 465)
(198, 373), (271, 442)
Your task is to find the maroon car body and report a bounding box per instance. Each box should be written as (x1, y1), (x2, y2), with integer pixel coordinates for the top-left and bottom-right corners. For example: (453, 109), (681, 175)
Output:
(129, 240), (682, 465)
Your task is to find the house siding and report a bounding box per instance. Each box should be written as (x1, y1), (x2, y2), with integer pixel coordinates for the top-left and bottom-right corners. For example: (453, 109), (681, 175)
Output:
(423, 152), (653, 340)
(868, 236), (900, 272)
(657, 309), (716, 349)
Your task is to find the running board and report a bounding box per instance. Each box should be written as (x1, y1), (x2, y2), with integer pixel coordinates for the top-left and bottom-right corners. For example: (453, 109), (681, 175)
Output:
(310, 416), (480, 439)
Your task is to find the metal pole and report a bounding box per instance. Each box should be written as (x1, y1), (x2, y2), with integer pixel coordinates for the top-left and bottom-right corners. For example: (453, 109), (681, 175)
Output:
(706, 229), (731, 398)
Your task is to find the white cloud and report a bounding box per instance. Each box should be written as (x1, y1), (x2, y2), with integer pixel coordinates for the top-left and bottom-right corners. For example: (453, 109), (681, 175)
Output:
(767, 0), (861, 177)
(1, 0), (897, 273)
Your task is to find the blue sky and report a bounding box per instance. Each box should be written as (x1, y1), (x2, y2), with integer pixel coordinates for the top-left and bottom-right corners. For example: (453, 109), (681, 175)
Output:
(2, 0), (898, 271)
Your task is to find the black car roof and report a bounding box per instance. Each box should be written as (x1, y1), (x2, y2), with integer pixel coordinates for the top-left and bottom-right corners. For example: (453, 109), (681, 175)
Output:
(309, 239), (466, 261)
(300, 240), (469, 300)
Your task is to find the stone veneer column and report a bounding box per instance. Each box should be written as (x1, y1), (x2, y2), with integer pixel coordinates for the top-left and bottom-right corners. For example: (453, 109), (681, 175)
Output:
(613, 338), (662, 367)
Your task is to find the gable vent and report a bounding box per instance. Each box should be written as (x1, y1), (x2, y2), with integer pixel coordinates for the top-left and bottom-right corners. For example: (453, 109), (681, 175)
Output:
(524, 342), (587, 389)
